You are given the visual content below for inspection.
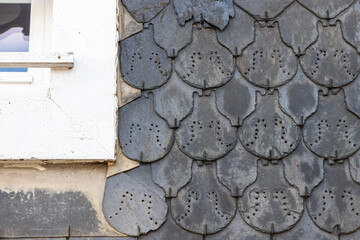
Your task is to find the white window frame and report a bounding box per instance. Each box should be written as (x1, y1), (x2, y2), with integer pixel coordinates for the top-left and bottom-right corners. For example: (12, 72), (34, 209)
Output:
(0, 0), (118, 162)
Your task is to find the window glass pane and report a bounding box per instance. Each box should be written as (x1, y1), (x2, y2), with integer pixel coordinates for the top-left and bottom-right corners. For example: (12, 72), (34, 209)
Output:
(0, 3), (31, 72)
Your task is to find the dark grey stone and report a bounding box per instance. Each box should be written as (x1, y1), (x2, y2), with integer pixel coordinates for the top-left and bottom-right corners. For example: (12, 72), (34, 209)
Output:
(344, 76), (360, 118)
(173, 0), (234, 30)
(277, 2), (319, 55)
(307, 160), (360, 234)
(151, 144), (193, 198)
(216, 142), (258, 197)
(350, 150), (360, 184)
(118, 94), (174, 163)
(216, 69), (266, 127)
(283, 140), (324, 197)
(121, 0), (169, 23)
(0, 190), (99, 238)
(171, 162), (236, 235)
(102, 166), (168, 236)
(234, 0), (293, 20)
(273, 207), (337, 240)
(175, 26), (235, 89)
(238, 161), (304, 234)
(278, 65), (325, 125)
(300, 22), (360, 88)
(176, 91), (237, 161)
(140, 200), (202, 240)
(237, 23), (298, 89)
(152, 70), (197, 128)
(207, 211), (270, 240)
(303, 90), (360, 160)
(120, 26), (172, 90)
(240, 91), (301, 159)
(216, 6), (254, 56)
(152, 1), (193, 58)
(297, 0), (354, 19)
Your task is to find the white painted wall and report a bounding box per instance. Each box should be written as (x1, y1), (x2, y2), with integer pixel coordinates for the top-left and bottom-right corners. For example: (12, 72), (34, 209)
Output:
(0, 0), (118, 161)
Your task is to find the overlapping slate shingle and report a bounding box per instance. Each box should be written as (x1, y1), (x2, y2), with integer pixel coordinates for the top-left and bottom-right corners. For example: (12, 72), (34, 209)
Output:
(105, 0), (360, 238)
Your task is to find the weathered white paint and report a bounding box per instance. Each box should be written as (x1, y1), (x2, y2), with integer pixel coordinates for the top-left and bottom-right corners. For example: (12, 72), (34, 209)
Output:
(0, 52), (74, 69)
(0, 0), (118, 161)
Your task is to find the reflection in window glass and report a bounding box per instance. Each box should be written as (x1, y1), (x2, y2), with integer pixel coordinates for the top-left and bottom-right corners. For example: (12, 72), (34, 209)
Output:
(0, 3), (31, 72)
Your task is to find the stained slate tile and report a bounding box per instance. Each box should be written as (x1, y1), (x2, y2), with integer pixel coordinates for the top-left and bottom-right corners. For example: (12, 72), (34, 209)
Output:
(344, 76), (360, 118)
(277, 2), (319, 55)
(234, 0), (293, 20)
(333, 1), (360, 52)
(349, 150), (360, 184)
(216, 142), (258, 197)
(176, 91), (237, 161)
(118, 94), (174, 163)
(175, 26), (235, 89)
(273, 207), (338, 240)
(171, 162), (236, 235)
(120, 25), (172, 90)
(239, 161), (304, 234)
(140, 200), (202, 240)
(278, 65), (325, 125)
(121, 0), (169, 23)
(102, 165), (168, 236)
(297, 0), (354, 19)
(151, 144), (193, 198)
(283, 140), (324, 197)
(240, 90), (301, 159)
(173, 0), (234, 30)
(237, 23), (298, 89)
(303, 90), (360, 160)
(216, 6), (255, 56)
(300, 22), (360, 88)
(216, 69), (265, 127)
(307, 160), (360, 234)
(207, 211), (270, 240)
(152, 1), (192, 58)
(341, 229), (360, 240)
(152, 70), (197, 128)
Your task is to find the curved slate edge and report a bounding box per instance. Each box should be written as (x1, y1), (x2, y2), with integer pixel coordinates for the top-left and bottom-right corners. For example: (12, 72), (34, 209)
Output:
(121, 0), (170, 23)
(297, 0), (355, 19)
(344, 75), (360, 118)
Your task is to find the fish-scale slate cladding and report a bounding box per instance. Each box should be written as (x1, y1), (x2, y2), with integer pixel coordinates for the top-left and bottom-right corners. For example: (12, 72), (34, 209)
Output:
(107, 0), (360, 238)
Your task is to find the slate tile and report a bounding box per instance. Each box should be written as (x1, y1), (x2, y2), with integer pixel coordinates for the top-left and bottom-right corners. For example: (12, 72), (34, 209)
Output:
(303, 90), (360, 160)
(238, 161), (304, 234)
(234, 0), (293, 20)
(173, 0), (234, 30)
(216, 142), (258, 197)
(121, 0), (169, 23)
(171, 162), (237, 235)
(118, 94), (174, 163)
(152, 1), (193, 58)
(277, 2), (319, 55)
(216, 65), (266, 127)
(216, 6), (255, 56)
(176, 91), (237, 161)
(152, 70), (197, 128)
(273, 207), (338, 240)
(297, 0), (354, 19)
(237, 23), (298, 89)
(278, 65), (325, 125)
(300, 22), (360, 88)
(120, 25), (172, 90)
(349, 150), (360, 184)
(344, 75), (360, 118)
(240, 90), (301, 159)
(151, 144), (193, 198)
(207, 211), (270, 240)
(283, 140), (324, 197)
(175, 26), (235, 89)
(102, 165), (168, 236)
(307, 160), (360, 234)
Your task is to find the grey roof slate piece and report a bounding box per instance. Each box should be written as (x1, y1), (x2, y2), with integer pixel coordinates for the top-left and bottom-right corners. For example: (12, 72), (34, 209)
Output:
(238, 161), (304, 234)
(344, 76), (360, 118)
(237, 23), (298, 89)
(297, 0), (355, 19)
(120, 25), (172, 90)
(171, 162), (236, 234)
(121, 0), (169, 23)
(175, 26), (235, 89)
(349, 150), (360, 184)
(234, 0), (293, 20)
